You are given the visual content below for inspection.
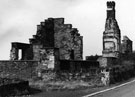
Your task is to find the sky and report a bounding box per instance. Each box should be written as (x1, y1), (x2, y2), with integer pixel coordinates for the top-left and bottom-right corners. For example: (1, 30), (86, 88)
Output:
(0, 0), (135, 60)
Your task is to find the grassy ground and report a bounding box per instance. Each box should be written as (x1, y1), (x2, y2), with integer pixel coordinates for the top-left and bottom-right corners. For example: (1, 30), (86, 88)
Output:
(12, 80), (103, 97)
(14, 76), (135, 97)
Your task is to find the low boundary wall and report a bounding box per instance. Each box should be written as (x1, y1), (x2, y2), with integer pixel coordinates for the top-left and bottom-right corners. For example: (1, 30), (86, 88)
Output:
(0, 60), (38, 79)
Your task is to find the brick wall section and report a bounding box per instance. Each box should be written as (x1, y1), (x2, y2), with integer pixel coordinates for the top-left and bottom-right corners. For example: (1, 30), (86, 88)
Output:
(0, 60), (38, 79)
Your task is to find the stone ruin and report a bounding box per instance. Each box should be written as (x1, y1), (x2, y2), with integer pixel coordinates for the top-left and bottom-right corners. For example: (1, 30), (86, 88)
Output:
(10, 18), (83, 70)
(1, 1), (134, 88)
(121, 36), (133, 54)
(8, 18), (103, 87)
(99, 1), (133, 85)
(102, 1), (133, 59)
(3, 18), (96, 96)
(102, 1), (121, 58)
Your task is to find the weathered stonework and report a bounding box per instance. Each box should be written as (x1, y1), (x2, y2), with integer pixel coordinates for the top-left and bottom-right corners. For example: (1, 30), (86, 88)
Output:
(39, 48), (55, 69)
(102, 1), (121, 58)
(38, 47), (59, 70)
(6, 1), (134, 86)
(54, 18), (83, 60)
(121, 36), (133, 54)
(10, 18), (83, 70)
(10, 42), (32, 60)
(29, 18), (83, 61)
(101, 1), (121, 85)
(101, 1), (134, 85)
(0, 61), (38, 79)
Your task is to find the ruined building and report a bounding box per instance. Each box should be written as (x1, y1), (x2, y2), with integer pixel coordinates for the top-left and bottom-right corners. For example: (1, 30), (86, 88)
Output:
(102, 1), (121, 58)
(102, 1), (133, 59)
(99, 1), (134, 85)
(10, 18), (83, 69)
(121, 36), (132, 54)
(29, 18), (83, 61)
(10, 42), (32, 60)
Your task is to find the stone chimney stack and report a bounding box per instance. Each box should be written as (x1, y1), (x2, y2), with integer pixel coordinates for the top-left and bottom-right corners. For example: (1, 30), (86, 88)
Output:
(107, 1), (115, 19)
(102, 1), (121, 58)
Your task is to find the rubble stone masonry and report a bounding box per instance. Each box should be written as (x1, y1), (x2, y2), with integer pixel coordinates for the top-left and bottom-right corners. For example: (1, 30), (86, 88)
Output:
(10, 18), (83, 70)
(121, 36), (133, 54)
(102, 1), (121, 58)
(29, 18), (83, 61)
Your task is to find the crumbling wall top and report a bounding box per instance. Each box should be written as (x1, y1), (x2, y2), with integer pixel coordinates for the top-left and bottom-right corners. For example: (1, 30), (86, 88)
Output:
(107, 1), (115, 9)
(123, 36), (132, 41)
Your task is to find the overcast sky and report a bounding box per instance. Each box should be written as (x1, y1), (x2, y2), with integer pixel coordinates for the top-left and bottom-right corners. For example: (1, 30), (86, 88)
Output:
(0, 0), (135, 60)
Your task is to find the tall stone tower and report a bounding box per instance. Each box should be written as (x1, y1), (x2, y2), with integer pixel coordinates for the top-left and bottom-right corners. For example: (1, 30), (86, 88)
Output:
(102, 1), (121, 58)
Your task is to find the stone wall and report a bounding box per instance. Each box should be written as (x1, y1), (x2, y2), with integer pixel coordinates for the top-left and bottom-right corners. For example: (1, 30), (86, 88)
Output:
(32, 44), (43, 61)
(10, 42), (33, 60)
(36, 60), (101, 85)
(29, 18), (83, 61)
(10, 18), (83, 71)
(59, 60), (99, 72)
(38, 48), (59, 70)
(0, 60), (38, 79)
(30, 19), (55, 47)
(54, 18), (83, 60)
(121, 36), (133, 54)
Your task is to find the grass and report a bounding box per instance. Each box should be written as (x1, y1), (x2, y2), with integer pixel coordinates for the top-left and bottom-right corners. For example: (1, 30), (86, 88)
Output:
(14, 76), (135, 97)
